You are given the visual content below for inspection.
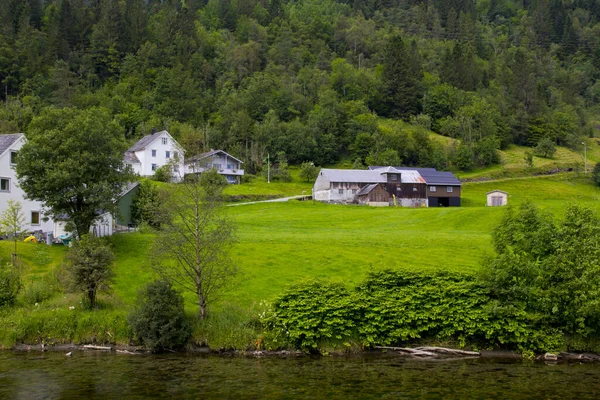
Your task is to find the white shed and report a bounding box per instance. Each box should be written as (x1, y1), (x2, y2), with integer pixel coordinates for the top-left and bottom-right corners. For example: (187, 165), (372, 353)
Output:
(487, 190), (508, 206)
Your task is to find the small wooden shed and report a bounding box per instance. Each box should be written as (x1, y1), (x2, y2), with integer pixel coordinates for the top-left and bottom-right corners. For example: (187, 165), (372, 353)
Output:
(487, 190), (508, 206)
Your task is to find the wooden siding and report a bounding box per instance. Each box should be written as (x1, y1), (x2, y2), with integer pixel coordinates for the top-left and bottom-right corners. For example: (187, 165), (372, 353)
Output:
(427, 185), (461, 198)
(397, 183), (427, 199)
(358, 184), (389, 203)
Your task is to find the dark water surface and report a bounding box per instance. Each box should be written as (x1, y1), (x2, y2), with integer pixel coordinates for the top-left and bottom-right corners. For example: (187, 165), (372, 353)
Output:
(1, 351), (600, 399)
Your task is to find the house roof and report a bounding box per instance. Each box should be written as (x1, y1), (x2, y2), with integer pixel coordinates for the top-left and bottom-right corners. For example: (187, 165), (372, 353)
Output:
(369, 166), (462, 186)
(0, 133), (23, 156)
(124, 152), (140, 164)
(487, 190), (508, 195)
(119, 181), (140, 197)
(187, 149), (243, 164)
(127, 130), (180, 152)
(357, 183), (379, 196)
(318, 168), (425, 184)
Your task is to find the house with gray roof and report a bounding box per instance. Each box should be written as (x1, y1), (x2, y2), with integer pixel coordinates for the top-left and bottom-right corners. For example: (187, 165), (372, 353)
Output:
(0, 133), (55, 233)
(186, 149), (244, 184)
(313, 166), (461, 207)
(368, 166), (462, 207)
(124, 130), (184, 181)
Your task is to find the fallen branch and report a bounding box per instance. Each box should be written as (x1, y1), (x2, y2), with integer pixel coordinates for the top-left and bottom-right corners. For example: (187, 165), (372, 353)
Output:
(414, 346), (480, 356)
(374, 346), (437, 357)
(83, 345), (112, 351)
(116, 349), (139, 355)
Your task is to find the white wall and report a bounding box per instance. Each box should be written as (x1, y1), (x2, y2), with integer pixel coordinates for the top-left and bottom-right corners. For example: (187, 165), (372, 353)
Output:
(487, 192), (508, 206)
(135, 132), (185, 180)
(0, 136), (54, 233)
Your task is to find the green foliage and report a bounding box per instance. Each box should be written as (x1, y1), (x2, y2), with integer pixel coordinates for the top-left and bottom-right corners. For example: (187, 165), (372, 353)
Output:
(0, 263), (20, 308)
(534, 137), (557, 158)
(262, 280), (360, 352)
(15, 107), (132, 238)
(131, 180), (162, 228)
(592, 162), (600, 187)
(153, 164), (173, 183)
(524, 151), (534, 168)
(483, 203), (600, 341)
(263, 269), (563, 352)
(65, 235), (115, 309)
(298, 161), (319, 182)
(129, 279), (191, 352)
(0, 200), (26, 263)
(19, 278), (58, 306)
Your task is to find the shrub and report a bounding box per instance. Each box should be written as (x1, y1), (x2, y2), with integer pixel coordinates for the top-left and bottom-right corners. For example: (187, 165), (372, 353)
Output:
(0, 263), (20, 308)
(153, 164), (173, 182)
(593, 162), (600, 187)
(129, 279), (191, 351)
(19, 278), (57, 305)
(534, 137), (556, 158)
(299, 161), (319, 182)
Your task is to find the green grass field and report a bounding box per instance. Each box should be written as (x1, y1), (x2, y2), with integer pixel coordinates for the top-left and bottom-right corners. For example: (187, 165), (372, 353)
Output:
(2, 173), (600, 347)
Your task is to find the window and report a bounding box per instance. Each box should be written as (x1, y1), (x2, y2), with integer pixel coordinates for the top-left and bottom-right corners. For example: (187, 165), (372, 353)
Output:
(152, 149), (157, 157)
(227, 164), (233, 169)
(447, 186), (454, 193)
(430, 186), (437, 192)
(412, 187), (417, 192)
(151, 163), (157, 171)
(352, 189), (357, 194)
(339, 189), (344, 194)
(390, 174), (397, 181)
(10, 151), (17, 165)
(31, 211), (40, 225)
(0, 178), (9, 192)
(166, 151), (170, 159)
(162, 137), (168, 145)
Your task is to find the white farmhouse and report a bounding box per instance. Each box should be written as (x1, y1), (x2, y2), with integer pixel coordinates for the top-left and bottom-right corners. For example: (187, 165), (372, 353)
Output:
(0, 133), (54, 233)
(124, 130), (184, 180)
(186, 149), (244, 184)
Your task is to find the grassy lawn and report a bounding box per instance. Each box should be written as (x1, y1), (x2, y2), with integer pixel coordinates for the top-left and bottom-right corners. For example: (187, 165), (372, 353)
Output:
(2, 173), (600, 347)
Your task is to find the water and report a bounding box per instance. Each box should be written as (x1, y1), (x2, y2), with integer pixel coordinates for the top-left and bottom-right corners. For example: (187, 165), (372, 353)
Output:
(1, 351), (600, 399)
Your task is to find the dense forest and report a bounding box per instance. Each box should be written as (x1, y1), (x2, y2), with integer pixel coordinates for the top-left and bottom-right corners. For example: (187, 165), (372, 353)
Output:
(0, 0), (599, 173)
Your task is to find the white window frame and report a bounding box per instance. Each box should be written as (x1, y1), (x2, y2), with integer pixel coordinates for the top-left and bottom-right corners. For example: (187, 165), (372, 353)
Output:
(151, 149), (157, 157)
(0, 177), (10, 192)
(162, 137), (168, 145)
(447, 186), (454, 193)
(412, 187), (417, 192)
(31, 211), (41, 226)
(166, 150), (170, 159)
(430, 186), (437, 192)
(10, 151), (18, 165)
(151, 163), (157, 171)
(339, 188), (344, 194)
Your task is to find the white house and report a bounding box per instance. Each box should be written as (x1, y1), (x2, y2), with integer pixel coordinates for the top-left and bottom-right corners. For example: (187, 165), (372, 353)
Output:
(124, 130), (184, 180)
(186, 149), (244, 184)
(487, 190), (508, 206)
(0, 133), (54, 234)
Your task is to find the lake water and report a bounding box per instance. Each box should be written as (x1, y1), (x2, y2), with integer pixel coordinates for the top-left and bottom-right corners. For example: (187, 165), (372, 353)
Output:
(1, 351), (600, 399)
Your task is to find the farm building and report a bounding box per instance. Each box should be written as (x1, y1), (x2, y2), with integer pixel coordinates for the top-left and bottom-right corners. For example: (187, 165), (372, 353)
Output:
(313, 166), (459, 207)
(487, 190), (508, 206)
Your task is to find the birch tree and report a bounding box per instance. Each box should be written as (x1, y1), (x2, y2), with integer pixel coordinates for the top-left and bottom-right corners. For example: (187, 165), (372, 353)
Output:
(153, 170), (237, 319)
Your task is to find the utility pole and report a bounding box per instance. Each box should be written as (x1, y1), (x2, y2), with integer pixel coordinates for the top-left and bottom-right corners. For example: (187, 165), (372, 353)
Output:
(582, 141), (587, 175)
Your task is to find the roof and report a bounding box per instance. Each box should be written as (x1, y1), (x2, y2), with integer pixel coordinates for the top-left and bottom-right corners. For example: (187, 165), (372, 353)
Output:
(124, 152), (140, 164)
(127, 130), (173, 152)
(369, 166), (461, 186)
(187, 149), (243, 164)
(357, 183), (379, 196)
(318, 168), (425, 184)
(0, 133), (23, 156)
(487, 190), (508, 195)
(119, 182), (140, 197)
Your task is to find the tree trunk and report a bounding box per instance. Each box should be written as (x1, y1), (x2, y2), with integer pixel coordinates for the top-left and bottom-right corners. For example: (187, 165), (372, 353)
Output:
(88, 289), (96, 309)
(198, 291), (207, 319)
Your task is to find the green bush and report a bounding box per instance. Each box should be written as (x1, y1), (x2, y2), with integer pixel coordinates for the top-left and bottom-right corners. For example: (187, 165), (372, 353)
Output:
(0, 263), (20, 308)
(19, 278), (58, 305)
(129, 279), (191, 351)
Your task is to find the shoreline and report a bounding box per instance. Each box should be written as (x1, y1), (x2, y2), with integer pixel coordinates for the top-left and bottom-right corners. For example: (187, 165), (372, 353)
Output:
(5, 343), (600, 362)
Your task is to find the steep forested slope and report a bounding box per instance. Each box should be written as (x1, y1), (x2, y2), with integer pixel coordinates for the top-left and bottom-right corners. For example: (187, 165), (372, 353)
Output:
(0, 0), (598, 173)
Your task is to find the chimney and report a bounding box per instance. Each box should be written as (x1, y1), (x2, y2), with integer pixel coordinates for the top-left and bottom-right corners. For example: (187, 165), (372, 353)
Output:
(151, 128), (156, 134)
